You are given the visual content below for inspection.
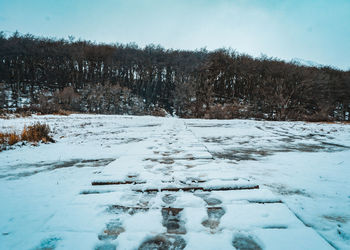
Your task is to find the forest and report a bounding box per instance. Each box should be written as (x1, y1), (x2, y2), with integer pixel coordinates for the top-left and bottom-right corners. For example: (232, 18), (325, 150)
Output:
(0, 31), (349, 121)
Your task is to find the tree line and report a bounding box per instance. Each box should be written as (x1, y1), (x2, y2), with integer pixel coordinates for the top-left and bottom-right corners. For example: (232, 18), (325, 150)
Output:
(0, 31), (349, 121)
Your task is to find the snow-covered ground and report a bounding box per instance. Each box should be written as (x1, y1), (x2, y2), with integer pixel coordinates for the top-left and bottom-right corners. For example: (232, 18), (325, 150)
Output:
(0, 115), (349, 249)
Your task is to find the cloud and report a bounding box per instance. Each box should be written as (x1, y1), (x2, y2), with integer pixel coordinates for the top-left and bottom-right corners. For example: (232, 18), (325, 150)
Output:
(0, 0), (348, 69)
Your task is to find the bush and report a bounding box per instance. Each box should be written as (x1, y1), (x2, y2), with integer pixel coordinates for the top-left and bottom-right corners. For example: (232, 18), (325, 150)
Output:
(0, 122), (54, 151)
(151, 107), (168, 117)
(0, 132), (20, 146)
(21, 123), (54, 143)
(53, 109), (74, 116)
(203, 103), (251, 119)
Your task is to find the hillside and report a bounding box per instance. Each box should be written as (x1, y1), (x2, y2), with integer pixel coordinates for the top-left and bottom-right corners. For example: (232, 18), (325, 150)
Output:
(1, 32), (349, 121)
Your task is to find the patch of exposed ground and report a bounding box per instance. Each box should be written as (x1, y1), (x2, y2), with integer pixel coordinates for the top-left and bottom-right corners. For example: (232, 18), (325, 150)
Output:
(323, 215), (350, 224)
(98, 219), (125, 241)
(201, 123), (350, 162)
(232, 234), (263, 250)
(266, 184), (311, 198)
(34, 236), (61, 250)
(138, 234), (186, 250)
(210, 140), (349, 161)
(162, 194), (177, 204)
(107, 205), (149, 215)
(212, 149), (272, 161)
(162, 208), (186, 235)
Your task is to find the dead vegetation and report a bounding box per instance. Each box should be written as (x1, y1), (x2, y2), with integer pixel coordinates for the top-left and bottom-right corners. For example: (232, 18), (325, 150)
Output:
(21, 123), (54, 143)
(0, 132), (20, 146)
(0, 122), (54, 151)
(53, 109), (75, 116)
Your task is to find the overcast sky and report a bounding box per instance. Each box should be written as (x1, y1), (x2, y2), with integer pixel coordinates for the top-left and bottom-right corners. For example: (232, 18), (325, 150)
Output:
(1, 0), (349, 70)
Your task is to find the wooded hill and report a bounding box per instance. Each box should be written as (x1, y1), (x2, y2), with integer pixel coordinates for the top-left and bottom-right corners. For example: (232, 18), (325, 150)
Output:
(0, 32), (349, 121)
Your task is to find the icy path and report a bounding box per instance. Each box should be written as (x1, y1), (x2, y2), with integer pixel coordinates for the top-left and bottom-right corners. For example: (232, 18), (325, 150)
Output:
(1, 115), (349, 249)
(74, 119), (331, 249)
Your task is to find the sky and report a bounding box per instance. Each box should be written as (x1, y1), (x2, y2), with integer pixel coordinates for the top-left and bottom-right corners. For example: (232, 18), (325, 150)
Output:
(0, 0), (349, 70)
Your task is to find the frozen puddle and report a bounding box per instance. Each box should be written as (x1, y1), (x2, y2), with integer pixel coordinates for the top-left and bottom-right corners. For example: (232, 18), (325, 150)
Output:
(0, 158), (115, 180)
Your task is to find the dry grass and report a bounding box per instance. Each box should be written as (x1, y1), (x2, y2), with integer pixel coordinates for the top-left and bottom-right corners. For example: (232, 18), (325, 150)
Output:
(53, 109), (75, 116)
(0, 122), (54, 151)
(150, 107), (167, 117)
(0, 132), (21, 146)
(21, 123), (54, 143)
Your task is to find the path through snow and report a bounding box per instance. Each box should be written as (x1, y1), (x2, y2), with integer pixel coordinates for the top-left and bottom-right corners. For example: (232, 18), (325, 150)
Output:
(1, 115), (349, 249)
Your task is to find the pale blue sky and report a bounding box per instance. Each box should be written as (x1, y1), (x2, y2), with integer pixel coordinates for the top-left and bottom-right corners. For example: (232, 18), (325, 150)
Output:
(0, 0), (349, 70)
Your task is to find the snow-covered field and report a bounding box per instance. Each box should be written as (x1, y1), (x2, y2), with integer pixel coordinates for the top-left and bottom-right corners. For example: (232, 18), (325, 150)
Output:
(0, 114), (349, 249)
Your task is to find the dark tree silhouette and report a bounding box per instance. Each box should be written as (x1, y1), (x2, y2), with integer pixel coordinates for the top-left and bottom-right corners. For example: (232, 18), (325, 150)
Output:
(0, 32), (349, 121)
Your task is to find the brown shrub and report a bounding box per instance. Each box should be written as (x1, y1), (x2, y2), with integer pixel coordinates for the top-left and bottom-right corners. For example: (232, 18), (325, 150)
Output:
(204, 103), (249, 119)
(53, 109), (74, 116)
(1, 122), (55, 151)
(0, 132), (21, 151)
(21, 123), (54, 143)
(8, 133), (20, 145)
(151, 107), (167, 117)
(0, 132), (20, 146)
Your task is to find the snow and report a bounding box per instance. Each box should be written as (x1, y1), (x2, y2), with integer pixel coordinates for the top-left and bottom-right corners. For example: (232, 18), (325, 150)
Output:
(0, 114), (349, 249)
